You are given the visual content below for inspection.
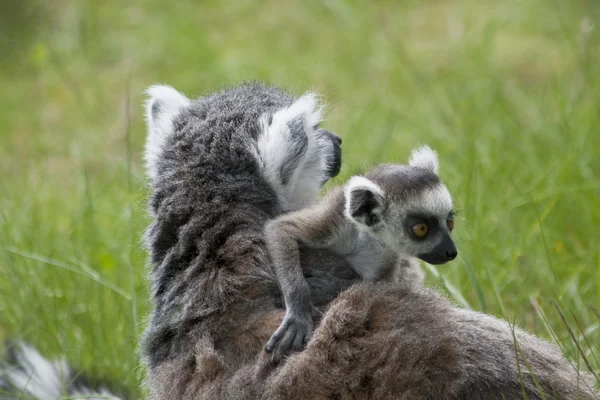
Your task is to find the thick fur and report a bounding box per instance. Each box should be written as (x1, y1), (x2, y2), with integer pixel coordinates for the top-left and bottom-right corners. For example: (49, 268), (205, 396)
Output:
(142, 82), (597, 399)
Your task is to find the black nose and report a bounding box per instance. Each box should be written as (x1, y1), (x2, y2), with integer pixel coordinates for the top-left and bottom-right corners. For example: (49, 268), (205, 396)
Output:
(321, 130), (342, 182)
(325, 131), (342, 145)
(446, 249), (458, 260)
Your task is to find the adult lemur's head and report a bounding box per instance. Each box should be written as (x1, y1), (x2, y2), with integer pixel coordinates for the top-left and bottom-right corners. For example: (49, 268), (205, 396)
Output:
(144, 84), (342, 212)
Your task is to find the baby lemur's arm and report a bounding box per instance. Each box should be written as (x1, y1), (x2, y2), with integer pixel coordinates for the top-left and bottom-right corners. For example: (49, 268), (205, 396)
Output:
(264, 187), (349, 360)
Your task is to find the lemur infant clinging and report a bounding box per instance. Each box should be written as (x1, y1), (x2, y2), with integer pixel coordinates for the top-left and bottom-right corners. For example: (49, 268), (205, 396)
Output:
(265, 146), (457, 359)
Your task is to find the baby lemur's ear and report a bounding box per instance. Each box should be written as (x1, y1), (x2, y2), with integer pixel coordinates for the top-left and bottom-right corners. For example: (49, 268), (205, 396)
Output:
(344, 176), (385, 229)
(408, 145), (439, 174)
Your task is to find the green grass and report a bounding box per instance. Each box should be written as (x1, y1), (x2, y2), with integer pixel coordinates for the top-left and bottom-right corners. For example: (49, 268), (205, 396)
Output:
(1, 0), (599, 396)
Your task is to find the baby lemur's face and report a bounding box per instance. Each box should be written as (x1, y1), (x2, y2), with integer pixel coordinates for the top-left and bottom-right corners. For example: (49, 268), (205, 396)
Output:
(344, 146), (457, 265)
(380, 174), (456, 264)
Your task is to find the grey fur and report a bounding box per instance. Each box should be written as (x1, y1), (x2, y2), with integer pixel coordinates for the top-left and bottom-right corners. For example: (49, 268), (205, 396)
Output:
(142, 82), (597, 399)
(264, 159), (458, 361)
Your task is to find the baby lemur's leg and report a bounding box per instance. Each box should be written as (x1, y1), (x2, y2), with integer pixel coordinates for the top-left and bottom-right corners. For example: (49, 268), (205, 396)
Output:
(264, 188), (347, 361)
(300, 248), (360, 306)
(272, 249), (360, 309)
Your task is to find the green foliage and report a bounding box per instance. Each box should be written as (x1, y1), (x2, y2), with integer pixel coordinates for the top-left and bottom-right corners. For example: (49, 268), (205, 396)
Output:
(1, 0), (599, 396)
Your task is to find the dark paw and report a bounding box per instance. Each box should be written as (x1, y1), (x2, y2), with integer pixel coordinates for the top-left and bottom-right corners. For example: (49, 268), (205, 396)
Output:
(265, 311), (315, 361)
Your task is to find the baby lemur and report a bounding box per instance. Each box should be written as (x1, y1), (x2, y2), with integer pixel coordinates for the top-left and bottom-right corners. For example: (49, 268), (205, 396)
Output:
(264, 146), (457, 359)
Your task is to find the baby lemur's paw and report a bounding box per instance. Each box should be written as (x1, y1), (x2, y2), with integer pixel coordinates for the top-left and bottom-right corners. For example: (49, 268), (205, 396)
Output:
(265, 308), (318, 361)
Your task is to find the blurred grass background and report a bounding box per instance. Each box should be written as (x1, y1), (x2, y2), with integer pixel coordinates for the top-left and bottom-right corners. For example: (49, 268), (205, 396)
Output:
(1, 0), (599, 396)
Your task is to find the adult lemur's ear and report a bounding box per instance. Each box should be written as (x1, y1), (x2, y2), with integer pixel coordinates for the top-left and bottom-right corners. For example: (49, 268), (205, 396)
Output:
(144, 85), (190, 180)
(408, 145), (439, 174)
(255, 92), (326, 211)
(344, 176), (385, 229)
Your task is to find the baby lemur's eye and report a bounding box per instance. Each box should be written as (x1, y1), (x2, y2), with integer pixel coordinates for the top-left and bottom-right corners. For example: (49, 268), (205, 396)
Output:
(447, 219), (455, 232)
(412, 223), (428, 238)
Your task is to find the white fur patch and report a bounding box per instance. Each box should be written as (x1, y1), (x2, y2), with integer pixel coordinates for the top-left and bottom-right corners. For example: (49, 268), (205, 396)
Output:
(408, 145), (439, 174)
(411, 183), (454, 216)
(1, 343), (121, 400)
(254, 92), (326, 211)
(272, 93), (323, 131)
(144, 85), (191, 180)
(343, 176), (385, 222)
(1, 343), (68, 399)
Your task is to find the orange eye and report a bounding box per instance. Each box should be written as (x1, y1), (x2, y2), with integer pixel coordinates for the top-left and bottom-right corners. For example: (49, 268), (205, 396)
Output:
(447, 219), (455, 232)
(412, 223), (428, 237)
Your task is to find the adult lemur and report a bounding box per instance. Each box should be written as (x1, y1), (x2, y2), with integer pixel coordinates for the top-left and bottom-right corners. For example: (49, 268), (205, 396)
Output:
(265, 147), (458, 360)
(1, 83), (596, 399)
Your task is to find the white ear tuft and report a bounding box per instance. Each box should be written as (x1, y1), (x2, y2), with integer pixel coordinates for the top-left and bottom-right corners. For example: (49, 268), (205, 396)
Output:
(344, 176), (383, 200)
(268, 92), (324, 134)
(253, 92), (325, 211)
(344, 176), (385, 228)
(144, 85), (191, 180)
(408, 145), (439, 174)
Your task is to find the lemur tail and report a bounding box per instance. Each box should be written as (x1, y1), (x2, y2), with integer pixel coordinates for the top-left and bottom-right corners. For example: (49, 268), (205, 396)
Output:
(0, 343), (128, 400)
